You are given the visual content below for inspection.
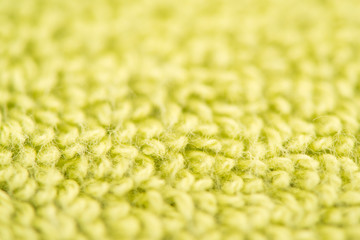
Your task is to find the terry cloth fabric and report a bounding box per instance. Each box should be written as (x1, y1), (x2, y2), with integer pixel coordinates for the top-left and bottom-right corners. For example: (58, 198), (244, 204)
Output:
(1, 0), (360, 239)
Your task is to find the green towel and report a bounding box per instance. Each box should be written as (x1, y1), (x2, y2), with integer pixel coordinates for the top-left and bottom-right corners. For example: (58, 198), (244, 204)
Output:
(1, 0), (360, 239)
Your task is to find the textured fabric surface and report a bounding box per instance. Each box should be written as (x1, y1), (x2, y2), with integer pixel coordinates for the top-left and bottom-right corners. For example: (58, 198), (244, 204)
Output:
(1, 0), (360, 239)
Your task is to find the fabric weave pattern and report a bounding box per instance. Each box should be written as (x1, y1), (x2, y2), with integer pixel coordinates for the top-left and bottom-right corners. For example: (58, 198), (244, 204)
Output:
(1, 0), (360, 239)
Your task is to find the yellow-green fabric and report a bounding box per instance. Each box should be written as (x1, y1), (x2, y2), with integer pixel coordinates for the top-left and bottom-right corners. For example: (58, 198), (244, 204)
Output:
(1, 0), (360, 239)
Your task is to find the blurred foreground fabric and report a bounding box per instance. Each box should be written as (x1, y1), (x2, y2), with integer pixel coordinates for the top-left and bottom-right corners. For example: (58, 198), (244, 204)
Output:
(1, 0), (360, 239)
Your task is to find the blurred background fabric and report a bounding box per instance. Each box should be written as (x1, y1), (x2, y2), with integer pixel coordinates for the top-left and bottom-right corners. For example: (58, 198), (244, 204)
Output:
(1, 0), (360, 239)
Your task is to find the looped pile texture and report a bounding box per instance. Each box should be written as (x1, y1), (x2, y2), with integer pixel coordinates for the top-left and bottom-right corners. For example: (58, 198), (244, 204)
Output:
(1, 0), (360, 239)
